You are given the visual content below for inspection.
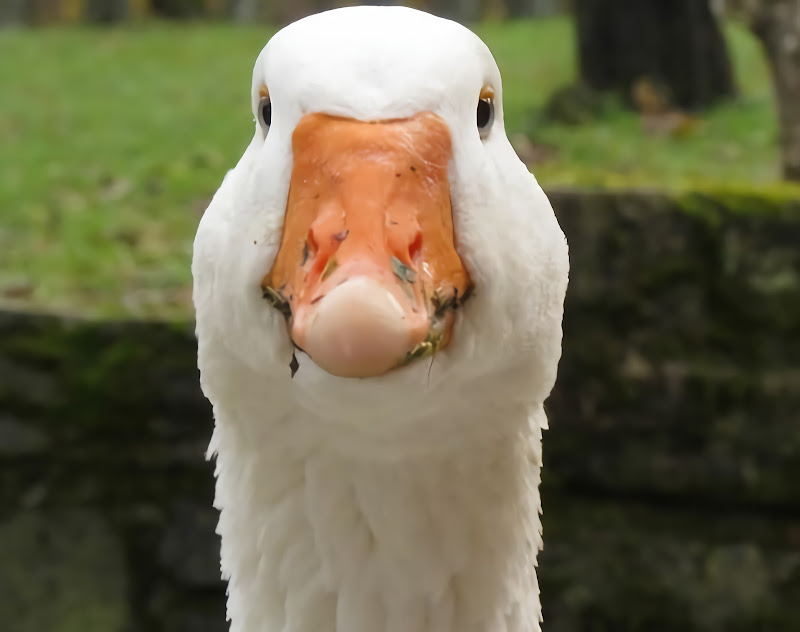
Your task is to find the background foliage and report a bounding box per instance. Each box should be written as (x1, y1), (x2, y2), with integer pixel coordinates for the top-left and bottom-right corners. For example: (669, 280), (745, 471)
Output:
(0, 16), (788, 316)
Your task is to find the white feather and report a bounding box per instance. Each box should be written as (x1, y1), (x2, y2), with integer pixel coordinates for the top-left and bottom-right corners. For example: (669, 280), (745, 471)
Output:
(193, 6), (569, 632)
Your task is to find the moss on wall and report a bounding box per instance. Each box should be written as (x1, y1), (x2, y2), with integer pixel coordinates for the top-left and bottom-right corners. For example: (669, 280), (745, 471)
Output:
(548, 188), (800, 507)
(0, 313), (224, 632)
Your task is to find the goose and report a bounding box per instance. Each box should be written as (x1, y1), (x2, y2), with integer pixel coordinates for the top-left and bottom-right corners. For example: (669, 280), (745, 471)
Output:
(192, 6), (569, 632)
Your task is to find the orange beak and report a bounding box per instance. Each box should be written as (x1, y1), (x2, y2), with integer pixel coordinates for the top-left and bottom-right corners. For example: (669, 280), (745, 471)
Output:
(262, 112), (472, 378)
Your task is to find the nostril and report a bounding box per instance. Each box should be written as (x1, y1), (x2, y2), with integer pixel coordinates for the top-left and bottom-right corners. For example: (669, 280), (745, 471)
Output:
(307, 227), (319, 255)
(408, 231), (423, 261)
(386, 218), (423, 267)
(306, 227), (330, 279)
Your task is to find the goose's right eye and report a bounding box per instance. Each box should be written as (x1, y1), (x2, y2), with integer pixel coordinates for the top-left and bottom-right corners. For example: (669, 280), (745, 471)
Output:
(258, 96), (272, 133)
(477, 97), (493, 132)
(477, 86), (495, 140)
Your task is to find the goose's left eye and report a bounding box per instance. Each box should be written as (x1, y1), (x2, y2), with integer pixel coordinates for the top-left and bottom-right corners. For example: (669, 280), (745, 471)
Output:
(477, 96), (494, 138)
(258, 96), (272, 133)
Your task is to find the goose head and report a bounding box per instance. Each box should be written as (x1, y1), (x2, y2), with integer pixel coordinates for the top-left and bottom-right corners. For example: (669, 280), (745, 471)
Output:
(193, 6), (568, 448)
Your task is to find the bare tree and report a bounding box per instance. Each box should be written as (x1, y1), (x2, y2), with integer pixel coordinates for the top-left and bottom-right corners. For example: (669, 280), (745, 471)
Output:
(426, 0), (483, 22)
(24, 0), (64, 23)
(229, 0), (330, 25)
(573, 0), (737, 110)
(506, 0), (563, 18)
(0, 0), (27, 25)
(734, 0), (800, 180)
(86, 0), (131, 22)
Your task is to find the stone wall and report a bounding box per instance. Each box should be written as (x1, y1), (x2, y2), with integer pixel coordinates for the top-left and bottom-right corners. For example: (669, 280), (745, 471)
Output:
(1, 188), (798, 631)
(543, 187), (800, 630)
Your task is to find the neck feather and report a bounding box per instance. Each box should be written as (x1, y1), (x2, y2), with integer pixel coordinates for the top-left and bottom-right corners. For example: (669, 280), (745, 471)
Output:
(212, 403), (545, 632)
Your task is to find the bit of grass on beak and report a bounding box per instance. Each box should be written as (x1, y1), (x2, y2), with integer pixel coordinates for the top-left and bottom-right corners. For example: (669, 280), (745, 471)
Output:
(321, 258), (338, 281)
(391, 256), (417, 284)
(261, 285), (292, 320)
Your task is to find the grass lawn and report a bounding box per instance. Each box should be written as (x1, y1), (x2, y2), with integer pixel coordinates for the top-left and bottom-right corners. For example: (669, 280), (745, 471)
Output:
(0, 17), (788, 318)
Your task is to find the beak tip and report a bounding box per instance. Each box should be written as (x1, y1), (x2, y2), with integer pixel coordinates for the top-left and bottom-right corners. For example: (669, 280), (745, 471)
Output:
(293, 277), (427, 378)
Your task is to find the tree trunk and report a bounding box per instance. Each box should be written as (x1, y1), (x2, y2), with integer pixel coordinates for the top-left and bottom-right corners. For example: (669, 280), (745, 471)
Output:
(25, 0), (63, 24)
(506, 0), (563, 18)
(739, 0), (800, 181)
(0, 0), (27, 25)
(150, 0), (205, 18)
(85, 0), (130, 22)
(428, 0), (483, 23)
(229, 0), (326, 25)
(230, 0), (258, 22)
(574, 0), (737, 110)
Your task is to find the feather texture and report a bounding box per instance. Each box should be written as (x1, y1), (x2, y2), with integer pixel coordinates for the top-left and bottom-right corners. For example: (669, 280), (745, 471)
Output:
(193, 6), (568, 631)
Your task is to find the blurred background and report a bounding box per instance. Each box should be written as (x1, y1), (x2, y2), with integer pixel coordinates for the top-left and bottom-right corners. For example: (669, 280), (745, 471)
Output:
(0, 1), (798, 631)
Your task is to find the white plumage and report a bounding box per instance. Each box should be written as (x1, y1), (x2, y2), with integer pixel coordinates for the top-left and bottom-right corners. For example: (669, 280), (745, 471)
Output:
(193, 6), (569, 632)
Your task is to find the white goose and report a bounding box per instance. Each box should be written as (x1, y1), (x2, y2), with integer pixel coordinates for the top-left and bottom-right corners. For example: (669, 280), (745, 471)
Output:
(192, 6), (569, 632)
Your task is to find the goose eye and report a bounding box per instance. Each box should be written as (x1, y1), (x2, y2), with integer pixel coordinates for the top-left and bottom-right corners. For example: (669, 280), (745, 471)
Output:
(477, 97), (493, 136)
(258, 96), (272, 132)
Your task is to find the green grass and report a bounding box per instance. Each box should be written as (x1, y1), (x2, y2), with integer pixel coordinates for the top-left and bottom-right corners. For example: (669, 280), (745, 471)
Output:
(0, 18), (788, 317)
(0, 23), (272, 317)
